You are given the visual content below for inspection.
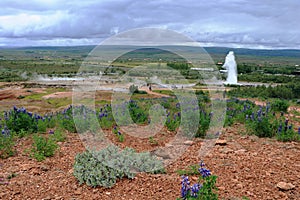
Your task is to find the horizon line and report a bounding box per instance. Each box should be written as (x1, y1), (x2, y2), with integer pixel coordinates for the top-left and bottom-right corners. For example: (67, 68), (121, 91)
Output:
(1, 44), (300, 51)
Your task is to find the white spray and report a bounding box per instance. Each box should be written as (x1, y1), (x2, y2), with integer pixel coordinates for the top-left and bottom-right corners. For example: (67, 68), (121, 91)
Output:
(222, 51), (238, 84)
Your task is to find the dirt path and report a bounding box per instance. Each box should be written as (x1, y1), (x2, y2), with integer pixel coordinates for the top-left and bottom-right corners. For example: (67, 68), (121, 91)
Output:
(139, 86), (170, 98)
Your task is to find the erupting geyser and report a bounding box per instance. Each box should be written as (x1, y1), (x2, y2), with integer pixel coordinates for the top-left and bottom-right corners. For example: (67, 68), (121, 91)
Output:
(222, 51), (238, 85)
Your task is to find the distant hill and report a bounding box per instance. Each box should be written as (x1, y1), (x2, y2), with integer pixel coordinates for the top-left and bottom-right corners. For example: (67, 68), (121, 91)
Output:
(204, 47), (300, 58)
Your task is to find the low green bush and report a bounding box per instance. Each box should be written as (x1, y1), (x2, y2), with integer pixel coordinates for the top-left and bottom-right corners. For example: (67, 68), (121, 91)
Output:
(271, 99), (289, 112)
(50, 129), (66, 142)
(0, 131), (15, 159)
(31, 134), (58, 161)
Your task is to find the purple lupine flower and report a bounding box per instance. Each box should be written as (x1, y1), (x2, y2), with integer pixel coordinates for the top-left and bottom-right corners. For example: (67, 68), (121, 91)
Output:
(181, 176), (190, 198)
(167, 112), (170, 117)
(298, 127), (300, 135)
(285, 119), (289, 126)
(257, 110), (262, 117)
(27, 112), (33, 117)
(266, 102), (270, 113)
(257, 117), (262, 122)
(278, 124), (282, 133)
(199, 161), (211, 178)
(49, 130), (54, 134)
(243, 104), (247, 112)
(199, 160), (205, 167)
(190, 183), (201, 197)
(199, 167), (211, 178)
(251, 112), (254, 120)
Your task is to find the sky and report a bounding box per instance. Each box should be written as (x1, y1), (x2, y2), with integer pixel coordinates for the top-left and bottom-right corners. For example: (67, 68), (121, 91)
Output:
(0, 0), (300, 49)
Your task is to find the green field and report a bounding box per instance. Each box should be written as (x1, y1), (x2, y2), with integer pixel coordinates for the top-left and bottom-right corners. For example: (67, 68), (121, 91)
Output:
(1, 46), (300, 82)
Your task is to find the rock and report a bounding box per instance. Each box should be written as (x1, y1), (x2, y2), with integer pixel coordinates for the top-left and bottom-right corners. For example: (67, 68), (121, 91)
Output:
(151, 149), (171, 159)
(235, 149), (247, 154)
(183, 140), (194, 145)
(7, 166), (19, 173)
(245, 174), (252, 180)
(218, 186), (225, 191)
(21, 164), (34, 171)
(74, 189), (82, 195)
(276, 182), (295, 191)
(215, 139), (227, 146)
(165, 143), (173, 148)
(40, 164), (50, 172)
(32, 168), (40, 175)
(221, 147), (233, 154)
(68, 168), (74, 174)
(105, 192), (111, 195)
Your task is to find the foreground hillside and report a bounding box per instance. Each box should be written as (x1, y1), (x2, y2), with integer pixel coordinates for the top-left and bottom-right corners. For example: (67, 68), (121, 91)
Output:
(1, 124), (299, 200)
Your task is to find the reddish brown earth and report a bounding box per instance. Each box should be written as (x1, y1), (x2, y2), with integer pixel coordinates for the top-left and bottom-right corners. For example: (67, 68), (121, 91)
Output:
(1, 124), (299, 200)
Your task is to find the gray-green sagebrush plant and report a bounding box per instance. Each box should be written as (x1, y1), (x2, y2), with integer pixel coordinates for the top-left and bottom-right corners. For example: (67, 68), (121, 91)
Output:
(73, 145), (165, 188)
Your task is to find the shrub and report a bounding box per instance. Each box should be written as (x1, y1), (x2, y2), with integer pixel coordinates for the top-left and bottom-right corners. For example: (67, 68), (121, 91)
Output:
(271, 99), (289, 112)
(166, 115), (180, 131)
(196, 111), (211, 138)
(37, 120), (47, 133)
(113, 126), (125, 142)
(276, 120), (300, 142)
(246, 116), (277, 138)
(31, 134), (58, 161)
(5, 107), (38, 134)
(129, 84), (138, 94)
(178, 161), (218, 200)
(49, 129), (66, 142)
(127, 100), (149, 124)
(0, 129), (15, 159)
(149, 136), (158, 145)
(73, 145), (165, 188)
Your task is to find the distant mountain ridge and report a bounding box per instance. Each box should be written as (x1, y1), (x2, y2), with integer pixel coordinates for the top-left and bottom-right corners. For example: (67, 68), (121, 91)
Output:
(204, 47), (300, 58)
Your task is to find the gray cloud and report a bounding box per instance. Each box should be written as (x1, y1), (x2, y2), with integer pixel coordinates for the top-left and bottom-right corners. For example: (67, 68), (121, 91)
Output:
(0, 0), (299, 48)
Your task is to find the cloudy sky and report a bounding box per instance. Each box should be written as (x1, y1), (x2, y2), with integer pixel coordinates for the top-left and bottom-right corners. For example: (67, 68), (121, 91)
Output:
(0, 0), (299, 49)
